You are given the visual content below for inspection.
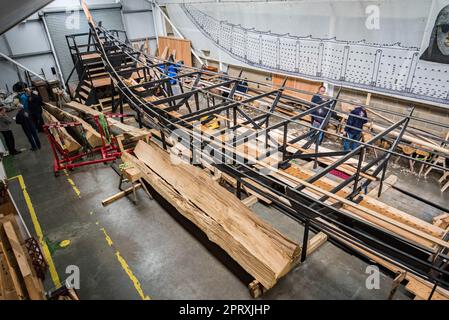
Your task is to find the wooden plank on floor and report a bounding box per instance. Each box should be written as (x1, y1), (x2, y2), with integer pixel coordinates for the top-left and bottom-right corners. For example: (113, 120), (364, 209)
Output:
(306, 232), (328, 257)
(102, 184), (142, 206)
(42, 110), (82, 153)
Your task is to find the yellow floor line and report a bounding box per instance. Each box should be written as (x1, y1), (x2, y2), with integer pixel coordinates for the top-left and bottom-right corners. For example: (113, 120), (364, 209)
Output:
(63, 170), (81, 198)
(9, 175), (61, 288)
(99, 226), (151, 300)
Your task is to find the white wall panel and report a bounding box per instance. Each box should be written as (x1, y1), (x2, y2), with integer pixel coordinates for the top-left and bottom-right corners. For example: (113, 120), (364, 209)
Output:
(0, 61), (19, 92)
(121, 0), (152, 11)
(3, 21), (51, 55)
(123, 12), (155, 41)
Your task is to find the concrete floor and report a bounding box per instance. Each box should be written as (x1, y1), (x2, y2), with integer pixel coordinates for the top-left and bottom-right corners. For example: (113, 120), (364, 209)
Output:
(7, 119), (447, 300)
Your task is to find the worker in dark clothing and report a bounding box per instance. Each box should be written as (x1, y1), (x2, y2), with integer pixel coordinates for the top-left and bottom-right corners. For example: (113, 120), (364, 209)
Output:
(309, 85), (328, 144)
(29, 91), (44, 132)
(15, 105), (41, 151)
(343, 104), (368, 151)
(0, 106), (20, 155)
(236, 78), (249, 94)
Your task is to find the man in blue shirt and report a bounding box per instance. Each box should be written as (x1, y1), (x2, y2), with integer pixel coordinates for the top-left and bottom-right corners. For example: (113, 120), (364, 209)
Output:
(309, 85), (328, 144)
(18, 88), (30, 111)
(343, 104), (368, 151)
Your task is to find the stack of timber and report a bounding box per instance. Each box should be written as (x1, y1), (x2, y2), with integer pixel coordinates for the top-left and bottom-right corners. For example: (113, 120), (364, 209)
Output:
(122, 140), (300, 290)
(43, 102), (103, 148)
(0, 185), (46, 300)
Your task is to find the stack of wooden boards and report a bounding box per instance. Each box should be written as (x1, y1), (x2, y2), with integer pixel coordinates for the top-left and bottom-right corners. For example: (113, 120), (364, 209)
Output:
(0, 186), (45, 300)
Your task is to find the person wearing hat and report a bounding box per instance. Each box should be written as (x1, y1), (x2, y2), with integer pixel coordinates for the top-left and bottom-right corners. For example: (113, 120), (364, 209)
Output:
(0, 105), (20, 155)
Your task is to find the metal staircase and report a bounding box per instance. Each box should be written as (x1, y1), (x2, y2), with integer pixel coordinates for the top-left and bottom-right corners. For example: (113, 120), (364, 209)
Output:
(65, 30), (133, 106)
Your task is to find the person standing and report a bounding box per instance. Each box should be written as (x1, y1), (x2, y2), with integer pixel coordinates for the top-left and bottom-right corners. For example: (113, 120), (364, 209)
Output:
(0, 106), (20, 155)
(15, 105), (41, 151)
(343, 104), (368, 151)
(29, 90), (44, 132)
(310, 85), (328, 144)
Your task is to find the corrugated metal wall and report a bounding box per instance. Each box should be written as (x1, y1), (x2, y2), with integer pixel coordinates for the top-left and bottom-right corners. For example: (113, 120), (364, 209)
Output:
(44, 8), (125, 83)
(0, 15), (56, 92)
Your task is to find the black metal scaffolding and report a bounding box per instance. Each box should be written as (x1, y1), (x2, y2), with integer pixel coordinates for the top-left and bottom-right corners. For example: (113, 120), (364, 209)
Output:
(73, 12), (449, 298)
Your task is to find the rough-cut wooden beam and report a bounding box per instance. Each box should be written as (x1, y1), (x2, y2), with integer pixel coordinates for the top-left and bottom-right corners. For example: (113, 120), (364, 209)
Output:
(42, 110), (81, 153)
(44, 103), (102, 148)
(329, 226), (449, 300)
(242, 195), (258, 207)
(125, 140), (300, 289)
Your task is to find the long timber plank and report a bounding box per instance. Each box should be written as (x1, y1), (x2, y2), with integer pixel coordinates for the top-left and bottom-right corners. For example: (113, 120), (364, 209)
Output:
(126, 140), (300, 289)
